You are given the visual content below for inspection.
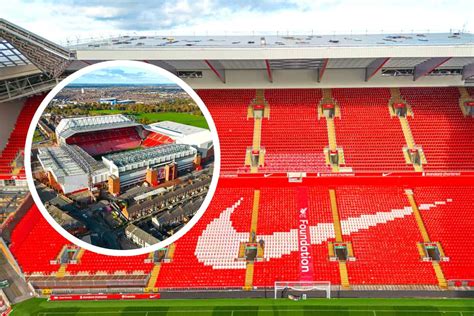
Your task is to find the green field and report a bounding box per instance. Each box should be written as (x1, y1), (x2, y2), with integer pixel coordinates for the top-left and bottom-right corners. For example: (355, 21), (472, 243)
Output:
(89, 110), (209, 129)
(10, 298), (474, 316)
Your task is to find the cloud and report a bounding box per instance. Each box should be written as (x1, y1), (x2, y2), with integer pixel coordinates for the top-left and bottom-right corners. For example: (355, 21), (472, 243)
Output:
(70, 66), (174, 84)
(31, 0), (299, 31)
(2, 0), (472, 43)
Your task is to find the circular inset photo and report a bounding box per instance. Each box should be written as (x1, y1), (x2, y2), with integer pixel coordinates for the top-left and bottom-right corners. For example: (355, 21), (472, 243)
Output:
(24, 60), (220, 256)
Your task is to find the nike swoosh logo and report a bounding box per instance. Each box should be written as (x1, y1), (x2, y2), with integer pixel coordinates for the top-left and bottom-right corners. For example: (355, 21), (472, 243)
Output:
(195, 197), (450, 269)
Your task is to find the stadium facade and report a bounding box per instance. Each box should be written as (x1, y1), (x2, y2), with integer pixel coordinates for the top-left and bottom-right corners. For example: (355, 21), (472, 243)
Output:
(0, 18), (473, 305)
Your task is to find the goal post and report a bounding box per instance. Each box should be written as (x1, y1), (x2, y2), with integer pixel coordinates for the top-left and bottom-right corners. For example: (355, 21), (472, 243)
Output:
(274, 281), (331, 299)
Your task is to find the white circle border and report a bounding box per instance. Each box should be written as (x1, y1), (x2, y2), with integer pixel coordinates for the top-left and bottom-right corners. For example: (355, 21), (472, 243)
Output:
(24, 60), (221, 257)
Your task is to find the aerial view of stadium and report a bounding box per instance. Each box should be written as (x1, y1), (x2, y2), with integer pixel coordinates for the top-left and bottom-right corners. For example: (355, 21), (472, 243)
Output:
(28, 65), (214, 251)
(0, 0), (474, 315)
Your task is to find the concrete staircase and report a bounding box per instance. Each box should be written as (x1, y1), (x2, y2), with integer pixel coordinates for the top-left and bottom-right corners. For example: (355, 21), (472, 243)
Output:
(247, 89), (267, 173)
(249, 190), (260, 240)
(399, 117), (416, 149)
(339, 262), (351, 288)
(252, 119), (262, 150)
(327, 118), (337, 151)
(75, 248), (85, 261)
(243, 262), (254, 290)
(243, 190), (261, 290)
(406, 190), (448, 289)
(56, 264), (67, 278)
(329, 189), (351, 289)
(146, 264), (161, 289)
(390, 88), (424, 171)
(167, 243), (176, 259)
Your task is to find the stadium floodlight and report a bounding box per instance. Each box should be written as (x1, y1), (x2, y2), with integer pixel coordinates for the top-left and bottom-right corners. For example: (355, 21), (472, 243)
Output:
(274, 281), (331, 299)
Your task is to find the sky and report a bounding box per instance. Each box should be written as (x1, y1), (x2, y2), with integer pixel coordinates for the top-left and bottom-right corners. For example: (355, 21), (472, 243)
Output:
(69, 66), (175, 85)
(2, 0), (473, 44)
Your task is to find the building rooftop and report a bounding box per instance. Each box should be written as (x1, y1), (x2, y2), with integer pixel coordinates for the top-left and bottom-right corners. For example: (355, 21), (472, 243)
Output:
(125, 223), (160, 246)
(146, 121), (208, 138)
(56, 114), (141, 140)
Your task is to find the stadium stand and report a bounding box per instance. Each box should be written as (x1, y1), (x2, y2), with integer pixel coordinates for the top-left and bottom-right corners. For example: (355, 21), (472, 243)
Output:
(9, 204), (154, 276)
(3, 88), (474, 293)
(1, 17), (473, 301)
(142, 132), (173, 147)
(65, 127), (142, 156)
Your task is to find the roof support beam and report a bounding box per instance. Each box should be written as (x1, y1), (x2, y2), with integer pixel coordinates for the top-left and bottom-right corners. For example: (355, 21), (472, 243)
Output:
(0, 73), (59, 103)
(264, 60), (273, 83)
(317, 58), (329, 82)
(413, 57), (451, 81)
(144, 60), (177, 75)
(0, 19), (72, 78)
(462, 63), (474, 80)
(204, 60), (225, 83)
(365, 57), (390, 81)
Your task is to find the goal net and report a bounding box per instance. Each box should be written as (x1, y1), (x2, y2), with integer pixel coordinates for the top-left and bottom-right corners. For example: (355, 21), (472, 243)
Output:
(274, 281), (331, 299)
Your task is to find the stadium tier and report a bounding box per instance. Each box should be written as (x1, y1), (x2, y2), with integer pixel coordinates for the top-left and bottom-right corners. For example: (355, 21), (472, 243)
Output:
(8, 180), (474, 289)
(197, 87), (473, 175)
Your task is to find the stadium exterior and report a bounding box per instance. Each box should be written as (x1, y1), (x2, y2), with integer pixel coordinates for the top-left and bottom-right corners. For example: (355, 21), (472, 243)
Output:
(37, 114), (206, 194)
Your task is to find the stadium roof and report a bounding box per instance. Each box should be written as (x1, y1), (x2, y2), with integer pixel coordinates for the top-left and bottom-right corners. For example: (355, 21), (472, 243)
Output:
(2, 18), (474, 100)
(68, 32), (474, 86)
(146, 121), (212, 153)
(103, 143), (196, 168)
(56, 114), (141, 141)
(0, 19), (73, 102)
(37, 146), (87, 179)
(38, 144), (108, 179)
(0, 39), (30, 67)
(146, 121), (208, 137)
(70, 33), (474, 49)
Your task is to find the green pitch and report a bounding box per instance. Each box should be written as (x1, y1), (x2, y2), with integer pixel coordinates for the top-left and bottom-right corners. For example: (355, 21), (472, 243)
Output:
(90, 110), (209, 129)
(10, 297), (474, 316)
